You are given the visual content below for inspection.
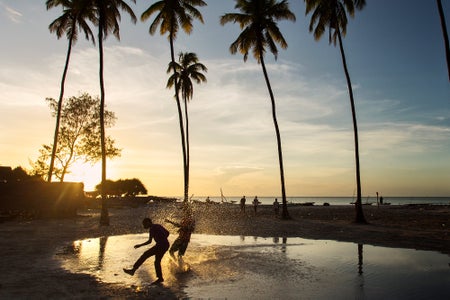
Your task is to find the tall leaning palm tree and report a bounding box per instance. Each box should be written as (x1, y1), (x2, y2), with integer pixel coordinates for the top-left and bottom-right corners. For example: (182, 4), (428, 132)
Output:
(141, 0), (206, 203)
(221, 0), (295, 220)
(305, 0), (367, 223)
(94, 0), (136, 225)
(46, 0), (96, 183)
(436, 0), (450, 81)
(167, 52), (207, 199)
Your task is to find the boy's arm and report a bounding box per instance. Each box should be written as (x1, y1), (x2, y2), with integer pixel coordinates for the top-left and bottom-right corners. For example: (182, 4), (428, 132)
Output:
(134, 233), (153, 248)
(165, 219), (181, 227)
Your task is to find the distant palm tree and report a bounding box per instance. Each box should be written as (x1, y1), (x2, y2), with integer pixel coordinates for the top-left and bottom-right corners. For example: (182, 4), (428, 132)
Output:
(46, 0), (96, 183)
(220, 0), (295, 220)
(141, 0), (206, 202)
(304, 0), (367, 223)
(436, 0), (450, 81)
(167, 52), (207, 196)
(93, 0), (136, 225)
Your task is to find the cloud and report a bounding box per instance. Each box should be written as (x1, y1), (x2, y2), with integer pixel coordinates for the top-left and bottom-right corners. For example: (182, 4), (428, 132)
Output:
(1, 3), (23, 23)
(2, 38), (450, 196)
(361, 122), (450, 153)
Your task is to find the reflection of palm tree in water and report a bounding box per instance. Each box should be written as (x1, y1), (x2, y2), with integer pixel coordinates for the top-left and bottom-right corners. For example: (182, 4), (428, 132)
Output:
(97, 236), (108, 271)
(272, 236), (288, 253)
(282, 237), (287, 253)
(358, 243), (363, 275)
(355, 243), (366, 298)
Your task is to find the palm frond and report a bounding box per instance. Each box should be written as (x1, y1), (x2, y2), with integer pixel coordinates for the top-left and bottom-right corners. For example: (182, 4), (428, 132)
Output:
(221, 0), (295, 62)
(305, 0), (366, 44)
(142, 0), (205, 39)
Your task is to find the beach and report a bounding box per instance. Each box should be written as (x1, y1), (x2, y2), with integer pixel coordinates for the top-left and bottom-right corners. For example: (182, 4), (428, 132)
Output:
(0, 202), (449, 299)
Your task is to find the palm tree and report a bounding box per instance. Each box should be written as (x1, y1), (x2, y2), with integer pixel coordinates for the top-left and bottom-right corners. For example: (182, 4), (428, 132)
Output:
(167, 52), (207, 198)
(141, 0), (207, 203)
(436, 0), (450, 81)
(93, 0), (136, 225)
(46, 0), (96, 183)
(220, 0), (295, 220)
(304, 0), (367, 223)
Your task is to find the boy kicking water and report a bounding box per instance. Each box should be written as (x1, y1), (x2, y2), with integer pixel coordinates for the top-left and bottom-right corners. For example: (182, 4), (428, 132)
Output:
(123, 218), (170, 284)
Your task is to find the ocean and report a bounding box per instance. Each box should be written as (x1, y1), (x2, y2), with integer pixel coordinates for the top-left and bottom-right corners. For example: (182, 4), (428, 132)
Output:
(185, 196), (450, 206)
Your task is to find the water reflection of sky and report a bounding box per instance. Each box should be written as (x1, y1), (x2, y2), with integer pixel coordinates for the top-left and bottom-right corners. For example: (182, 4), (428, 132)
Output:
(57, 234), (450, 299)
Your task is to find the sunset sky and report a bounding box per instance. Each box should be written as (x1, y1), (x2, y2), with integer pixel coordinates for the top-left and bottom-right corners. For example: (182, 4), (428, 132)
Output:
(1, 0), (449, 197)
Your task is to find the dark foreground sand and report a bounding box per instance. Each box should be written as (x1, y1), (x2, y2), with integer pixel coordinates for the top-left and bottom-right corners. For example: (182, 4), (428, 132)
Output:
(0, 202), (449, 299)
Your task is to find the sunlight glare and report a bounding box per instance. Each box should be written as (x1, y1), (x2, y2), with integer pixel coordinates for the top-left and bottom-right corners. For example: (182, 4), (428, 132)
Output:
(65, 161), (101, 191)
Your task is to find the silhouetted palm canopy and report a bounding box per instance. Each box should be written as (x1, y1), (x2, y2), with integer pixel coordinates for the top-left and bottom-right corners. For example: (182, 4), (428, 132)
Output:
(46, 0), (96, 183)
(305, 0), (367, 223)
(220, 0), (295, 62)
(305, 0), (364, 43)
(141, 0), (206, 203)
(94, 0), (137, 225)
(167, 52), (207, 102)
(141, 0), (206, 39)
(221, 0), (295, 219)
(47, 0), (96, 41)
(95, 0), (136, 40)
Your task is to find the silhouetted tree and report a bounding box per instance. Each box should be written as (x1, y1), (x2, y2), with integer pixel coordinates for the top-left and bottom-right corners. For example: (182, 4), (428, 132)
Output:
(96, 178), (147, 196)
(46, 0), (96, 183)
(30, 93), (121, 183)
(92, 0), (136, 225)
(0, 166), (35, 182)
(220, 0), (295, 219)
(167, 52), (207, 203)
(141, 0), (206, 202)
(304, 0), (366, 223)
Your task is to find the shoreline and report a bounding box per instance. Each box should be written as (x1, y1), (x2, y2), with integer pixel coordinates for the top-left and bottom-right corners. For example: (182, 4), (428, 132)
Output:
(0, 203), (449, 299)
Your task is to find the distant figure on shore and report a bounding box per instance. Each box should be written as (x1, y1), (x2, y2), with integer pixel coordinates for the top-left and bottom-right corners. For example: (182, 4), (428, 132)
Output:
(240, 196), (246, 213)
(123, 218), (170, 284)
(273, 198), (280, 216)
(205, 196), (211, 203)
(165, 206), (195, 260)
(380, 196), (384, 205)
(253, 196), (259, 214)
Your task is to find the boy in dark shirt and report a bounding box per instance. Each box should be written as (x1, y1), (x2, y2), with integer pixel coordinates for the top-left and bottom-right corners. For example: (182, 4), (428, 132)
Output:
(123, 218), (170, 284)
(165, 211), (195, 260)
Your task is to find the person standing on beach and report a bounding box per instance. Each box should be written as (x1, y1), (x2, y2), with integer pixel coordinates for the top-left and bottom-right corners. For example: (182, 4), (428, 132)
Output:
(273, 198), (280, 216)
(240, 196), (246, 213)
(123, 218), (170, 284)
(165, 206), (195, 260)
(253, 196), (259, 214)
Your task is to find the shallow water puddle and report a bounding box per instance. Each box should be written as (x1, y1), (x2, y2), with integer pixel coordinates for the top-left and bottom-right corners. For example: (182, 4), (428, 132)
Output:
(57, 234), (450, 299)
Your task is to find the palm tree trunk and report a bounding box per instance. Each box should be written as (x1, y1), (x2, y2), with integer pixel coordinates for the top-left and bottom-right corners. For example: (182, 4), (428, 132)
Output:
(98, 19), (109, 226)
(260, 55), (289, 220)
(337, 30), (366, 224)
(437, 0), (450, 81)
(169, 34), (188, 202)
(48, 35), (74, 182)
(184, 96), (190, 201)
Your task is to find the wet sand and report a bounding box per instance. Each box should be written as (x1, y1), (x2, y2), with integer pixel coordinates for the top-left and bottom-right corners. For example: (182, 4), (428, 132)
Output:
(0, 202), (449, 299)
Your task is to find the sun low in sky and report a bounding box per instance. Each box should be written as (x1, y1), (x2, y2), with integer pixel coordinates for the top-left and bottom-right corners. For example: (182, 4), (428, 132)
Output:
(64, 162), (103, 192)
(0, 1), (449, 197)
